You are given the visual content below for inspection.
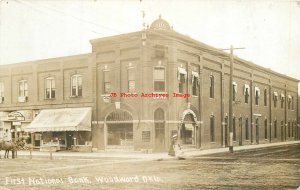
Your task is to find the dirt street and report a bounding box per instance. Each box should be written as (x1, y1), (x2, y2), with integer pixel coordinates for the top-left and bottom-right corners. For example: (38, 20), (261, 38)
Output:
(0, 143), (299, 190)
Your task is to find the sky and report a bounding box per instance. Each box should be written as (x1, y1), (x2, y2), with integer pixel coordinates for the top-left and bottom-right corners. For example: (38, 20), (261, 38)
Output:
(0, 0), (299, 93)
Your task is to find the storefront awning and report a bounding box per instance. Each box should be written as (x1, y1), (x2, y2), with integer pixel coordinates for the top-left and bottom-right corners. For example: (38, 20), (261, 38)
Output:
(24, 107), (91, 132)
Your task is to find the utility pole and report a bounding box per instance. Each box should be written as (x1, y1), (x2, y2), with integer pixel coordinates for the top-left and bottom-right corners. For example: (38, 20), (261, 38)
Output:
(223, 45), (245, 153)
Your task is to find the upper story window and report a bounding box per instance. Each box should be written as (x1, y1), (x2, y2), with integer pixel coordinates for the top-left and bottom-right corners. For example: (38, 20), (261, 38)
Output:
(273, 92), (278, 107)
(244, 84), (250, 103)
(71, 74), (82, 97)
(280, 93), (285, 109)
(103, 71), (111, 94)
(19, 80), (28, 97)
(154, 67), (165, 92)
(18, 80), (28, 102)
(209, 74), (214, 98)
(287, 95), (292, 110)
(232, 82), (237, 101)
(254, 87), (260, 105)
(177, 67), (187, 93)
(0, 82), (4, 97)
(264, 89), (267, 106)
(0, 82), (4, 103)
(192, 71), (199, 96)
(45, 77), (55, 99)
(291, 96), (294, 110)
(127, 67), (136, 93)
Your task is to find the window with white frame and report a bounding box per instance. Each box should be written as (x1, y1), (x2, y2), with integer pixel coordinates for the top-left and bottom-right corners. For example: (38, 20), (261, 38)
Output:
(19, 80), (28, 97)
(244, 84), (250, 103)
(209, 74), (214, 98)
(177, 67), (187, 93)
(232, 82), (237, 101)
(264, 89), (267, 106)
(287, 95), (292, 110)
(192, 71), (199, 96)
(127, 67), (136, 92)
(154, 67), (165, 92)
(255, 87), (260, 105)
(45, 77), (55, 99)
(280, 93), (285, 109)
(103, 71), (111, 94)
(71, 74), (82, 97)
(273, 92), (278, 107)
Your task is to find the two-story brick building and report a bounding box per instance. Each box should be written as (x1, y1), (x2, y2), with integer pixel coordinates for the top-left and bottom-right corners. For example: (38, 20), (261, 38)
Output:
(0, 16), (299, 152)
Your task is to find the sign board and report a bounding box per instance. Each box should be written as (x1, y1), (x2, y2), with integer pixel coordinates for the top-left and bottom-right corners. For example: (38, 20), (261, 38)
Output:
(12, 121), (21, 126)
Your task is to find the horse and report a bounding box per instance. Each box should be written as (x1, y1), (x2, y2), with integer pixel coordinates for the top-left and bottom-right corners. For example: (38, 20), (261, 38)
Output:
(0, 140), (25, 159)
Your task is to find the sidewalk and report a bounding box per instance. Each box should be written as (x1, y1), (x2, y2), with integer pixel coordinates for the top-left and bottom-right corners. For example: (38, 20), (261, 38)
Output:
(15, 141), (300, 161)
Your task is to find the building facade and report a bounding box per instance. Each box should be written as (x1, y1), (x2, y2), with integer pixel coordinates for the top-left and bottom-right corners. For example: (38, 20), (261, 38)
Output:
(0, 17), (299, 152)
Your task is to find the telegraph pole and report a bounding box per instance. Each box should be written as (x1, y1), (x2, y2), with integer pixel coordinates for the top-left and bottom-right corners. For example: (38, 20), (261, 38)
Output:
(223, 45), (245, 153)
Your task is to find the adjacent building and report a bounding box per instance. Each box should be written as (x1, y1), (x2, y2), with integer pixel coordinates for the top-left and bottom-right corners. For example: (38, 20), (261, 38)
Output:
(0, 16), (299, 152)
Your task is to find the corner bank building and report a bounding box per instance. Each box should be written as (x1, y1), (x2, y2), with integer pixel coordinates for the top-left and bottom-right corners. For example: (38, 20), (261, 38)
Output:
(0, 16), (299, 152)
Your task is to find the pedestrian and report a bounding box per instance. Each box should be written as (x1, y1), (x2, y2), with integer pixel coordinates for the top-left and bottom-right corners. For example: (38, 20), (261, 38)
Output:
(172, 135), (184, 158)
(168, 135), (176, 156)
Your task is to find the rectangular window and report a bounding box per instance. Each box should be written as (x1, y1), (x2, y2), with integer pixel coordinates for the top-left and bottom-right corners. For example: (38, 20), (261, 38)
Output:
(273, 92), (278, 108)
(154, 67), (165, 92)
(142, 131), (151, 142)
(210, 75), (214, 98)
(245, 118), (249, 140)
(192, 71), (199, 96)
(255, 87), (260, 105)
(287, 95), (292, 110)
(233, 117), (236, 141)
(280, 94), (285, 109)
(178, 74), (185, 93)
(232, 82), (237, 101)
(274, 120), (277, 138)
(127, 68), (136, 92)
(210, 115), (215, 142)
(244, 84), (249, 103)
(19, 80), (28, 97)
(0, 82), (4, 97)
(71, 74), (82, 97)
(291, 96), (294, 110)
(103, 71), (111, 94)
(45, 77), (55, 99)
(264, 89), (267, 106)
(264, 119), (268, 139)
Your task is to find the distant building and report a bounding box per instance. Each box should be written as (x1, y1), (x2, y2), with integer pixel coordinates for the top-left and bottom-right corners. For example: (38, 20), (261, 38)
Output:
(0, 16), (299, 152)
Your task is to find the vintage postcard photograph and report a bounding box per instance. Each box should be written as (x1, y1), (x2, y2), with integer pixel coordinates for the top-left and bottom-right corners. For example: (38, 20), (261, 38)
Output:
(0, 0), (299, 189)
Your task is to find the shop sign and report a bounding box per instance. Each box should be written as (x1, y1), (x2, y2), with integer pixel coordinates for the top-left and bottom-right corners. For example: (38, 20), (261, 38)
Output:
(12, 121), (21, 126)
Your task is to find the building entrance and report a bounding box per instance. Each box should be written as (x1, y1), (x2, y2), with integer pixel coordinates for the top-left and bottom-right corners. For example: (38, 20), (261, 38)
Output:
(180, 113), (196, 146)
(106, 110), (133, 148)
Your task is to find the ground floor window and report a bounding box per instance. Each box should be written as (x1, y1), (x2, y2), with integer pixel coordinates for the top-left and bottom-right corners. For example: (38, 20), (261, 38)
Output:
(107, 123), (133, 146)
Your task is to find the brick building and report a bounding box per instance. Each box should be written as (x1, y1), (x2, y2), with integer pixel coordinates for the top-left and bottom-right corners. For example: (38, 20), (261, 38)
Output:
(0, 16), (299, 152)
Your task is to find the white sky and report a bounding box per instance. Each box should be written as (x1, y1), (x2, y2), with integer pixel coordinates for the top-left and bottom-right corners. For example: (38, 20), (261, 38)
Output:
(0, 0), (299, 93)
